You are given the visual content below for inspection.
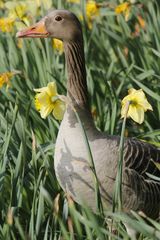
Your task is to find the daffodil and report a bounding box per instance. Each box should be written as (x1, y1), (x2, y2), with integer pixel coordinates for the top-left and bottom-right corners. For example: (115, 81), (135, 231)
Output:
(115, 2), (131, 21)
(0, 76), (5, 88)
(121, 88), (153, 124)
(34, 82), (66, 120)
(0, 18), (14, 32)
(9, 4), (28, 20)
(5, 1), (43, 30)
(6, 1), (31, 27)
(86, 0), (100, 29)
(0, 72), (14, 88)
(52, 39), (64, 54)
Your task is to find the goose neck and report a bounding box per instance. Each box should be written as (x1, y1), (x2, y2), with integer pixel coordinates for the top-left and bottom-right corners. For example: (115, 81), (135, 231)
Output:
(64, 40), (89, 109)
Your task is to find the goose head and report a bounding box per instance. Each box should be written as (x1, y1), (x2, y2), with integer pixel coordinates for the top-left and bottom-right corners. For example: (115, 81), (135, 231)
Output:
(17, 9), (88, 108)
(16, 9), (82, 42)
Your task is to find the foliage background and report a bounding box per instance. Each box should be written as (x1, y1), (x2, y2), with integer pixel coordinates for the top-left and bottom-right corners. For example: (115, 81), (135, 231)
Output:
(0, 0), (160, 239)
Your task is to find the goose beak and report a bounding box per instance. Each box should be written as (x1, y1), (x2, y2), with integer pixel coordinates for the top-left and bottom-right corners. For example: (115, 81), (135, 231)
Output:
(16, 19), (49, 38)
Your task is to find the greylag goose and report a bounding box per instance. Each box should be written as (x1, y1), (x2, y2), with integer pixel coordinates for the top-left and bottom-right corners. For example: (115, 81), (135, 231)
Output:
(17, 9), (160, 237)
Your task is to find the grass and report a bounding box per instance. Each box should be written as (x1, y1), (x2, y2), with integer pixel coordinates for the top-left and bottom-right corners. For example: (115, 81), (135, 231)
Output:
(0, 0), (160, 239)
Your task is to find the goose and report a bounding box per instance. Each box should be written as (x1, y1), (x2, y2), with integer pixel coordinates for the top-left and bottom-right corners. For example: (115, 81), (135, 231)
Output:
(17, 9), (160, 238)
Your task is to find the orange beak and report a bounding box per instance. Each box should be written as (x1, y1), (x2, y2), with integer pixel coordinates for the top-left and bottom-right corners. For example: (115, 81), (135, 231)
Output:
(16, 19), (49, 38)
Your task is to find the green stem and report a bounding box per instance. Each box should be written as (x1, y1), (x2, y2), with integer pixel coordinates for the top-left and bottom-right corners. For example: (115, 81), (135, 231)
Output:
(113, 101), (130, 212)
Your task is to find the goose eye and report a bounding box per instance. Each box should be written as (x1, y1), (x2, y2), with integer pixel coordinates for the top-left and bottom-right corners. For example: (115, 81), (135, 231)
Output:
(55, 16), (62, 22)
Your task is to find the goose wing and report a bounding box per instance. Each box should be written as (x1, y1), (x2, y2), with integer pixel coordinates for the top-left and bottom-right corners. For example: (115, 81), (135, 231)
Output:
(124, 138), (160, 178)
(122, 138), (160, 218)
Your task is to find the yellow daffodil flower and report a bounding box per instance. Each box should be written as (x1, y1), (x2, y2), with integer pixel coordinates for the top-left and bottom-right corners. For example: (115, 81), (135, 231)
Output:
(0, 18), (14, 32)
(0, 72), (14, 88)
(0, 76), (5, 88)
(9, 4), (28, 20)
(4, 1), (46, 30)
(115, 2), (131, 21)
(121, 88), (153, 124)
(34, 82), (66, 120)
(5, 1), (31, 28)
(52, 39), (64, 54)
(86, 0), (100, 29)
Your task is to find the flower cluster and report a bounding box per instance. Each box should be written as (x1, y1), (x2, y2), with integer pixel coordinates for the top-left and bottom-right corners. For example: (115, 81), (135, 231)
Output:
(67, 0), (100, 29)
(114, 0), (146, 33)
(86, 1), (100, 29)
(115, 2), (131, 21)
(0, 0), (52, 33)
